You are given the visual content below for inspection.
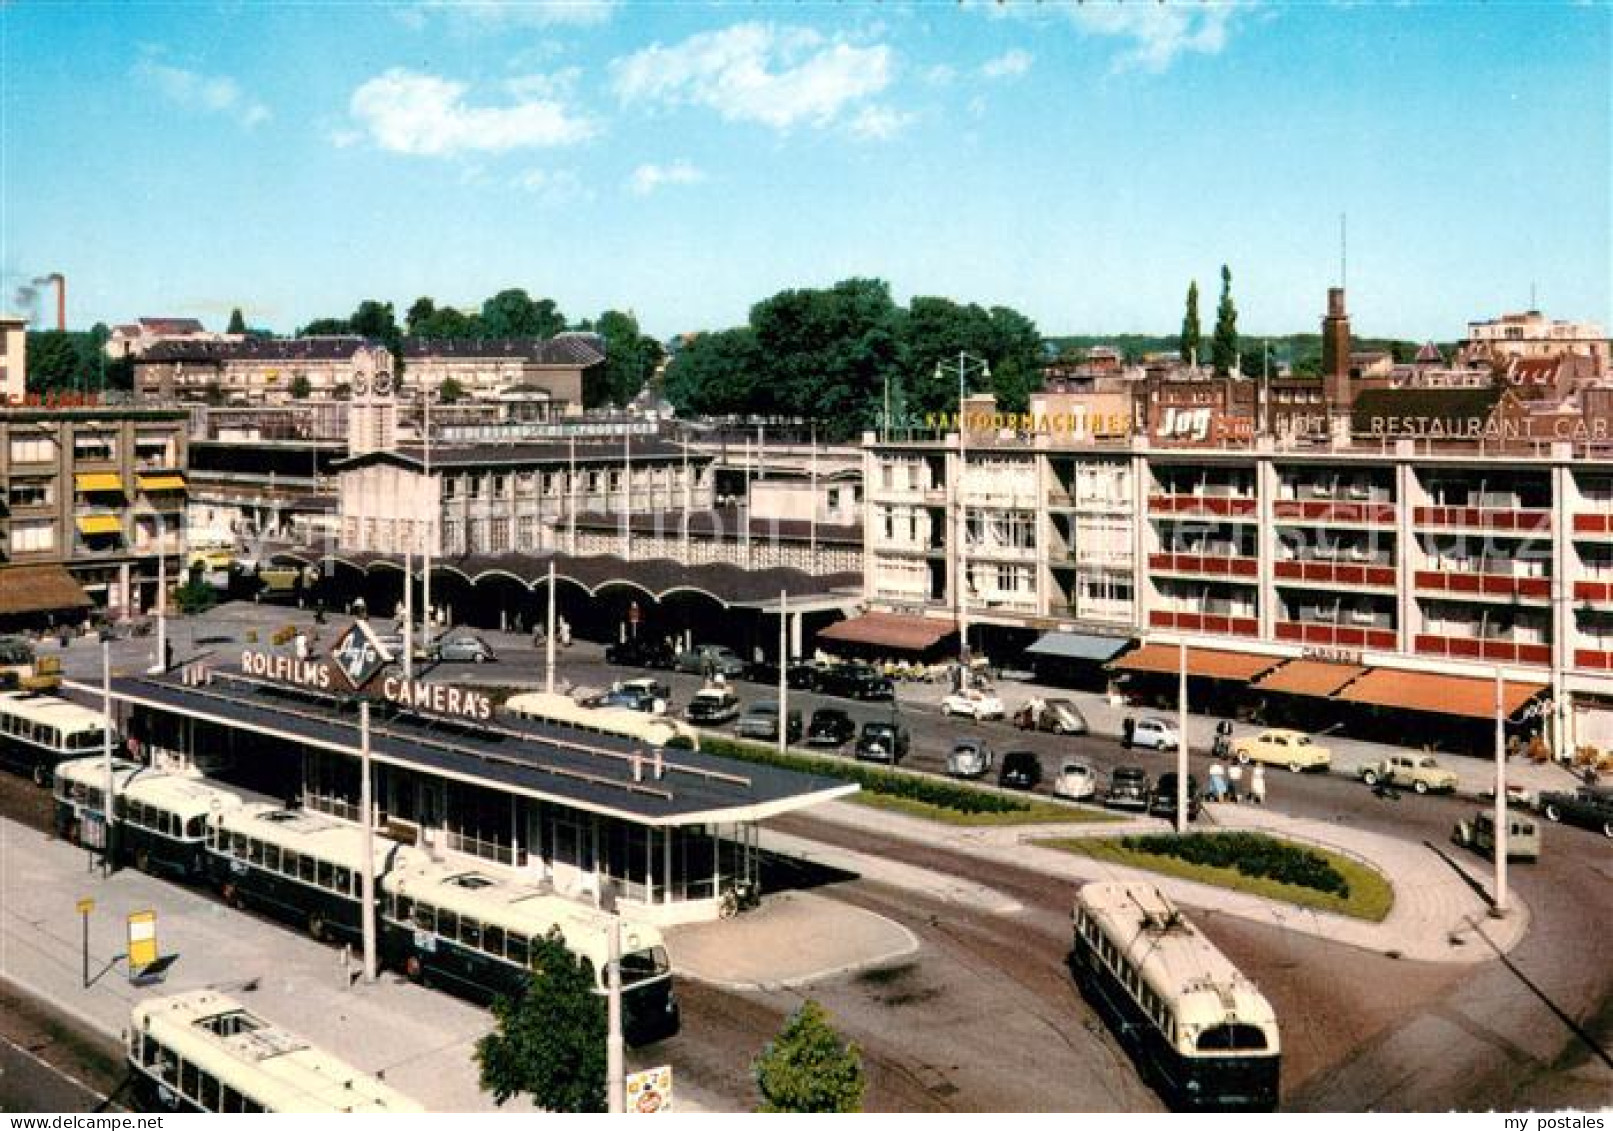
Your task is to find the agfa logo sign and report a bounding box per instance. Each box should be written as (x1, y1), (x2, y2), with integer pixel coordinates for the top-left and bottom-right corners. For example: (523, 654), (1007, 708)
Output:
(330, 621), (389, 691)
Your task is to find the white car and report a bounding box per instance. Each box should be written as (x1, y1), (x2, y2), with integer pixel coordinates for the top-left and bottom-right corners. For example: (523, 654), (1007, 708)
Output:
(1052, 760), (1099, 802)
(1123, 717), (1180, 752)
(941, 689), (1006, 721)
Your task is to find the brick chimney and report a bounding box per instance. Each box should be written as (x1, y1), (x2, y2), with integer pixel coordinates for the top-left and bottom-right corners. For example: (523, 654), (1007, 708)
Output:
(1321, 287), (1352, 409)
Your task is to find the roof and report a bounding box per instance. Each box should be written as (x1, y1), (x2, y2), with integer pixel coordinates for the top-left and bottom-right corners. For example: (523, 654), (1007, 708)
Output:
(0, 565), (93, 617)
(331, 438), (698, 472)
(1025, 631), (1130, 663)
(1110, 644), (1282, 683)
(84, 672), (858, 827)
(139, 317), (206, 335)
(571, 508), (862, 547)
(1350, 386), (1503, 435)
(1251, 660), (1367, 698)
(818, 612), (957, 652)
(1334, 668), (1546, 720)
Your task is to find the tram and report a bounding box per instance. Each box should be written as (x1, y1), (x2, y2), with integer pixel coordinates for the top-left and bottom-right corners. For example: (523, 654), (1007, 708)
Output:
(503, 691), (699, 750)
(53, 757), (242, 878)
(0, 690), (115, 786)
(1071, 882), (1281, 1111)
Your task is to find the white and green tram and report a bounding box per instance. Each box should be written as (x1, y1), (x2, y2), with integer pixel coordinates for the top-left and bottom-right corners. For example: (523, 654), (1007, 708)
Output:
(53, 756), (244, 879)
(0, 690), (115, 786)
(126, 990), (423, 1113)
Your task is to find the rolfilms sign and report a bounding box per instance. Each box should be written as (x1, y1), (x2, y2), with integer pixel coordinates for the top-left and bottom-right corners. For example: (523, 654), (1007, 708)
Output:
(240, 648), (494, 722)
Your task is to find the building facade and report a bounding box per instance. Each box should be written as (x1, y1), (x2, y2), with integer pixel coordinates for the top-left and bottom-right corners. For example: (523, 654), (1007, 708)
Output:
(1462, 310), (1610, 372)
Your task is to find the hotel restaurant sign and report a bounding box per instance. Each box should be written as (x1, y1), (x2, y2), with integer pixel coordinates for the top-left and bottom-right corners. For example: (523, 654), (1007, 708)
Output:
(239, 621), (493, 722)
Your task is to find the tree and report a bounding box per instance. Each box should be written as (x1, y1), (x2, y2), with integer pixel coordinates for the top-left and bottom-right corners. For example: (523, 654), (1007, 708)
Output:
(1212, 264), (1238, 377)
(300, 317), (350, 336)
(1179, 280), (1201, 365)
(752, 999), (865, 1113)
(438, 377), (467, 405)
(590, 309), (663, 409)
(349, 300), (398, 340)
(25, 331), (87, 392)
(476, 929), (606, 1113)
(481, 288), (566, 339)
(288, 375), (312, 399)
(663, 327), (763, 417)
(405, 296), (437, 335)
(227, 308), (247, 334)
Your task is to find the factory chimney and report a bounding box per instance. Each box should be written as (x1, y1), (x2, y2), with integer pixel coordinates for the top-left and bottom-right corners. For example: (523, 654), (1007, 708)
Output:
(49, 274), (64, 332)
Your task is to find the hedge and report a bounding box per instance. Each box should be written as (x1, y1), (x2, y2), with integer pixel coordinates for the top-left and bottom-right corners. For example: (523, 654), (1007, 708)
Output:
(1118, 832), (1351, 898)
(699, 735), (1031, 816)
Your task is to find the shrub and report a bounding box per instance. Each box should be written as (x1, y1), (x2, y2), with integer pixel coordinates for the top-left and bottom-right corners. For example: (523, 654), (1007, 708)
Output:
(1119, 832), (1350, 898)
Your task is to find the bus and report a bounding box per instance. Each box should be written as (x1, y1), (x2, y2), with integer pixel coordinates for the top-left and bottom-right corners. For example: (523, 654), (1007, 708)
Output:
(0, 690), (115, 786)
(503, 690), (699, 751)
(126, 990), (423, 1113)
(381, 859), (680, 1047)
(1071, 882), (1280, 1111)
(209, 803), (426, 947)
(53, 757), (245, 879)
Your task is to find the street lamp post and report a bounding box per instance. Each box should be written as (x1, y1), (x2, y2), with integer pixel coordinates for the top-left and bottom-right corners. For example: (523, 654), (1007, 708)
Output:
(936, 352), (990, 666)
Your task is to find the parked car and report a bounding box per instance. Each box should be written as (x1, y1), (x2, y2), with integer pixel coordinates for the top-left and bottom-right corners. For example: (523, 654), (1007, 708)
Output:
(946, 738), (994, 779)
(1536, 785), (1613, 838)
(1149, 772), (1201, 823)
(1234, 728), (1332, 772)
(614, 677), (671, 714)
(432, 634), (495, 663)
(1481, 783), (1537, 810)
(941, 689), (1006, 721)
(1357, 753), (1457, 793)
(736, 700), (803, 743)
(686, 686), (742, 725)
(585, 683), (663, 714)
(604, 637), (675, 668)
(1013, 698), (1088, 735)
(1051, 760), (1099, 802)
(1122, 717), (1179, 752)
(745, 659), (820, 690)
(673, 644), (747, 677)
(854, 720), (910, 764)
(1103, 765), (1151, 811)
(998, 750), (1044, 791)
(805, 707), (857, 747)
(813, 664), (896, 701)
(1452, 810), (1542, 861)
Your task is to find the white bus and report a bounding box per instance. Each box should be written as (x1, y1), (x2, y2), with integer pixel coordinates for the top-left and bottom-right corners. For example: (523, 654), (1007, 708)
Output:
(503, 691), (699, 751)
(53, 757), (246, 879)
(0, 690), (115, 786)
(382, 858), (680, 1046)
(126, 990), (423, 1113)
(1071, 882), (1281, 1111)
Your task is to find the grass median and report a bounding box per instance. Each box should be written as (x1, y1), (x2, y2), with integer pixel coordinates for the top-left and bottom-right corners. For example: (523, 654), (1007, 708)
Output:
(1036, 831), (1395, 921)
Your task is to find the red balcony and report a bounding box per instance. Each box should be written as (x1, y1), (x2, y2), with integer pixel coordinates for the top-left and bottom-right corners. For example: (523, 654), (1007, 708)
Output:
(1415, 634), (1551, 666)
(1148, 494), (1258, 519)
(1148, 552), (1259, 579)
(1573, 513), (1613, 536)
(1575, 649), (1613, 671)
(1273, 499), (1397, 525)
(1575, 579), (1613, 603)
(1273, 560), (1397, 588)
(1413, 505), (1551, 534)
(1274, 621), (1397, 650)
(1413, 570), (1552, 600)
(1149, 610), (1259, 637)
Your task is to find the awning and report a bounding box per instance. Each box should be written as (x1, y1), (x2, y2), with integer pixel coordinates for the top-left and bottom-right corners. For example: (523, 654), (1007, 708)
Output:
(76, 514), (123, 536)
(1110, 643), (1282, 683)
(818, 612), (957, 652)
(74, 472), (125, 494)
(1252, 660), (1367, 699)
(1026, 631), (1130, 663)
(0, 565), (92, 616)
(136, 473), (187, 492)
(1335, 668), (1547, 720)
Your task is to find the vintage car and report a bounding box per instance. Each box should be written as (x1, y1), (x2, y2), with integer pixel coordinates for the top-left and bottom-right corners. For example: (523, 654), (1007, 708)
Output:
(1233, 729), (1332, 772)
(1357, 753), (1458, 794)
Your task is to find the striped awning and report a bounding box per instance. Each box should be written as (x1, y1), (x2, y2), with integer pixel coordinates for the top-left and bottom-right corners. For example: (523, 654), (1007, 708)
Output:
(1335, 668), (1546, 720)
(74, 472), (125, 494)
(76, 514), (123, 536)
(136, 473), (188, 492)
(1110, 644), (1282, 683)
(1252, 660), (1367, 699)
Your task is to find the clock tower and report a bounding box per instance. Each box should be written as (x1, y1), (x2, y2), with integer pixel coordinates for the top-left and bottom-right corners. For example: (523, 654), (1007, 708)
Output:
(348, 345), (398, 456)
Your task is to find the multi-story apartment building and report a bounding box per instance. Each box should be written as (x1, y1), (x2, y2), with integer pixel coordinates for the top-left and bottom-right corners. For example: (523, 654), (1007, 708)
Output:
(135, 334), (602, 412)
(0, 402), (188, 624)
(1461, 309), (1610, 372)
(862, 379), (1613, 759)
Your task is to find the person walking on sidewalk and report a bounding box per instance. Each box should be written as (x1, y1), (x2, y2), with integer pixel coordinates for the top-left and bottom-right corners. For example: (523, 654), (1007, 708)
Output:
(1208, 760), (1228, 803)
(1227, 761), (1244, 803)
(1250, 764), (1266, 806)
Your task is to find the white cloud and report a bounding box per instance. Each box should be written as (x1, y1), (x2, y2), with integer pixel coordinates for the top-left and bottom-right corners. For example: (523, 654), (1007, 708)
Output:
(848, 105), (913, 141)
(133, 59), (270, 128)
(922, 63), (957, 86)
(610, 23), (893, 134)
(346, 68), (596, 157)
(627, 160), (706, 197)
(504, 67), (581, 101)
(409, 0), (618, 30)
(1071, 3), (1244, 74)
(981, 48), (1032, 79)
(512, 167), (589, 204)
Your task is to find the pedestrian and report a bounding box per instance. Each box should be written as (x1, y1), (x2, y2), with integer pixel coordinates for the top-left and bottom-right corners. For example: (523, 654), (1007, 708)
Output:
(1250, 764), (1266, 806)
(533, 624), (546, 649)
(1122, 717), (1136, 749)
(1227, 761), (1244, 803)
(1208, 759), (1228, 803)
(165, 637), (175, 671)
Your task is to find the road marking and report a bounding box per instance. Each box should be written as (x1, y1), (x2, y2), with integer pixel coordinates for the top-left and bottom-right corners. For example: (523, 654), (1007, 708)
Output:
(0, 1030), (113, 1109)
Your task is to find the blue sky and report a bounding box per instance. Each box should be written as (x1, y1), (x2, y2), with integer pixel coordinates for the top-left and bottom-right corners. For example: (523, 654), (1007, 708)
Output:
(2, 1), (1608, 342)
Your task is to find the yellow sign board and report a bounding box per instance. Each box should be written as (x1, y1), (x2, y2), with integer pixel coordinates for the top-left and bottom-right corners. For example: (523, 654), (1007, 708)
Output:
(128, 910), (158, 972)
(626, 1066), (672, 1114)
(76, 898), (94, 915)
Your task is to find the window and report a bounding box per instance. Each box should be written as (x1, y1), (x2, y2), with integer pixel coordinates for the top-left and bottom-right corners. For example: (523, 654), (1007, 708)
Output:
(248, 838), (265, 865)
(437, 909), (459, 941)
(10, 520), (55, 553)
(73, 433), (115, 462)
(7, 482), (51, 507)
(8, 436), (53, 464)
(506, 934), (529, 969)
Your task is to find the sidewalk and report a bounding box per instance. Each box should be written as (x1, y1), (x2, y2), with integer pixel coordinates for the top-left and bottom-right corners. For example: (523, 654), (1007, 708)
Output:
(798, 798), (1531, 965)
(890, 670), (1585, 803)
